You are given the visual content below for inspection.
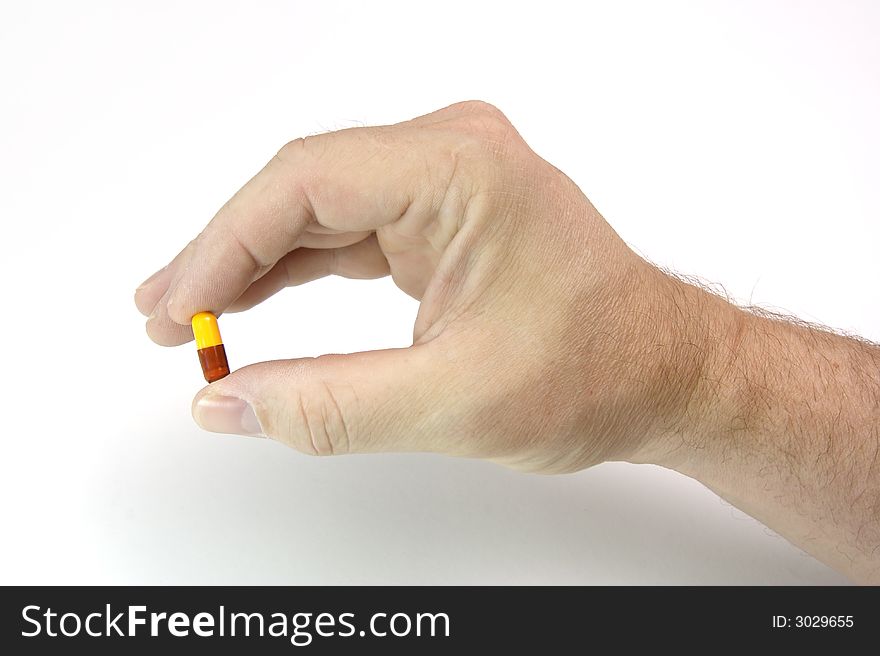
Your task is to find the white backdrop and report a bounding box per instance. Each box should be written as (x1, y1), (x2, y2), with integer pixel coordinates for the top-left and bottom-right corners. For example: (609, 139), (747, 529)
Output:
(1, 0), (877, 584)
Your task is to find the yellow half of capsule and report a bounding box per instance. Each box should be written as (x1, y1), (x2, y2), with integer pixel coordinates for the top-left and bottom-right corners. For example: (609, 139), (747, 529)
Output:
(191, 311), (223, 349)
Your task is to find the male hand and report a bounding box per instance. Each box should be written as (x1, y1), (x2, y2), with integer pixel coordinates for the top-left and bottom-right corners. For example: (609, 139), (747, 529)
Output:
(136, 101), (880, 582)
(134, 101), (711, 473)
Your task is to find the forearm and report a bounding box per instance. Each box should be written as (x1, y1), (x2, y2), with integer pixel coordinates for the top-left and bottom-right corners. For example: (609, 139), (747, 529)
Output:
(636, 276), (880, 583)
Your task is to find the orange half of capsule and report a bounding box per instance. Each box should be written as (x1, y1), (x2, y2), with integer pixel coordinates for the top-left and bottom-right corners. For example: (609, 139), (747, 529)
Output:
(191, 312), (230, 383)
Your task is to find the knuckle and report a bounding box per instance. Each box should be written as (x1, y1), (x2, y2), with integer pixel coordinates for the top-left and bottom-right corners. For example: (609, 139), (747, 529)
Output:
(271, 138), (318, 223)
(460, 99), (508, 119)
(450, 99), (507, 120)
(451, 100), (512, 134)
(286, 376), (353, 457)
(275, 137), (307, 166)
(444, 101), (518, 159)
(277, 133), (330, 167)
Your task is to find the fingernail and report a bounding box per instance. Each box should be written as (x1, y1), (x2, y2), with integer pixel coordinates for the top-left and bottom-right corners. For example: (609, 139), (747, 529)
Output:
(194, 396), (265, 438)
(137, 265), (168, 292)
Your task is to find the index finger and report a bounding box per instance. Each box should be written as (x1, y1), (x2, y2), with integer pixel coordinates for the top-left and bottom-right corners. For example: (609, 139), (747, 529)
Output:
(136, 112), (458, 346)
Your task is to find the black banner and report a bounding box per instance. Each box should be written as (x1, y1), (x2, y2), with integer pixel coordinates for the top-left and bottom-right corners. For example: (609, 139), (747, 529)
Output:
(1, 586), (875, 652)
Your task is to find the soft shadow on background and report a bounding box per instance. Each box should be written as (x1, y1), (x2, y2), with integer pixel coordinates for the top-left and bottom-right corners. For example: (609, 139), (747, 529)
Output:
(90, 414), (846, 585)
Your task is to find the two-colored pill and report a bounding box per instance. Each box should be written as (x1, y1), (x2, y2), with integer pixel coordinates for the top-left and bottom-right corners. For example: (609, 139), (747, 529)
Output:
(191, 312), (230, 383)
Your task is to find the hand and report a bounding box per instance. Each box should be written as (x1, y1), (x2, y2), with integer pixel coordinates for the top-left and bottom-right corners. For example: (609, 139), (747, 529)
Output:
(134, 101), (718, 473)
(136, 100), (880, 581)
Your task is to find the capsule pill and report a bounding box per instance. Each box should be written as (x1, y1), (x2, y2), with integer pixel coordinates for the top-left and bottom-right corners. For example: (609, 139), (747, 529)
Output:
(191, 312), (230, 383)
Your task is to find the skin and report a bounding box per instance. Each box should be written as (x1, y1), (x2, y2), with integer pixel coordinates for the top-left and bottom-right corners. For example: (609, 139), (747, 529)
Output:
(135, 101), (880, 583)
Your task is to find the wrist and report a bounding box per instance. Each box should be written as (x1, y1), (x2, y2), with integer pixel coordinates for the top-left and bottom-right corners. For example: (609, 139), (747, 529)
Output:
(623, 268), (747, 471)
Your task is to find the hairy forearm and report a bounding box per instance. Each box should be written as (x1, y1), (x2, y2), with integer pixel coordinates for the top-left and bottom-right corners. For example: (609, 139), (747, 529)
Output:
(638, 277), (880, 583)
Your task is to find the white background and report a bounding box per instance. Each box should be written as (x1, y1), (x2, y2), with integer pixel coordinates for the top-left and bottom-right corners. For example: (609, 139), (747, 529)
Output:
(1, 1), (877, 584)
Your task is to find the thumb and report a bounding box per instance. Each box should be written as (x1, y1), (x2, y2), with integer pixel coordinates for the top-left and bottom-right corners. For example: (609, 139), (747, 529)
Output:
(191, 345), (448, 455)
